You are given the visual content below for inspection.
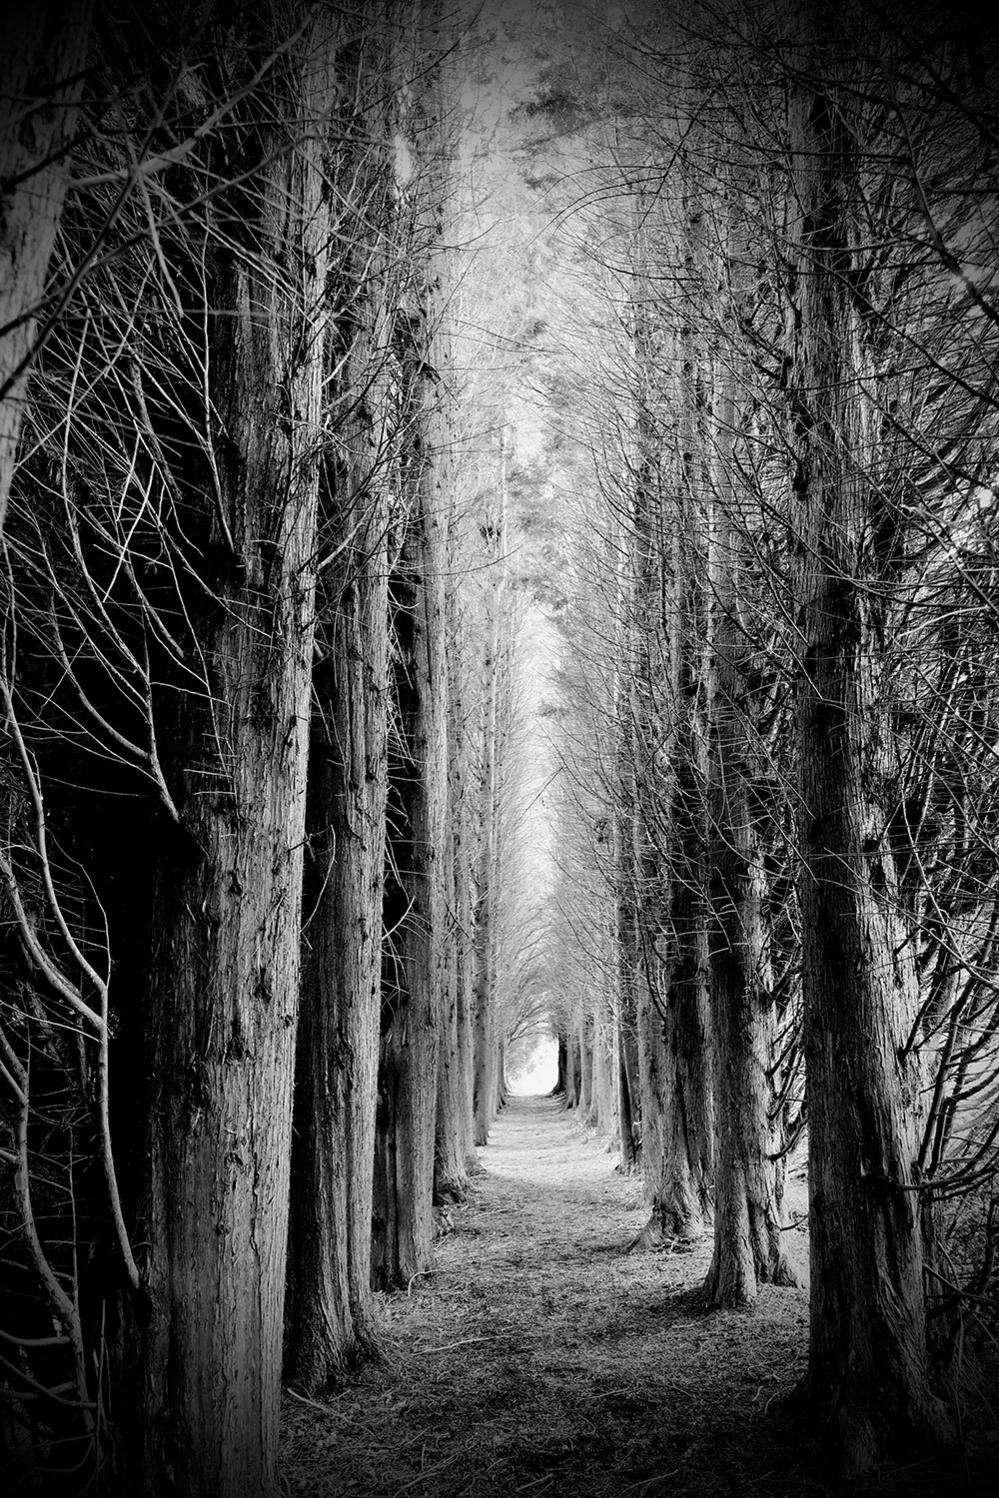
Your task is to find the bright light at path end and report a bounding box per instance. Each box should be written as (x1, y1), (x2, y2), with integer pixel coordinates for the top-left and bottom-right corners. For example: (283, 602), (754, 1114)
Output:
(509, 1034), (559, 1096)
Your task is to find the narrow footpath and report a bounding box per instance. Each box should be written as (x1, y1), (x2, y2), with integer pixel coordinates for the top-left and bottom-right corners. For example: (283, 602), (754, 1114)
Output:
(279, 1098), (957, 1498)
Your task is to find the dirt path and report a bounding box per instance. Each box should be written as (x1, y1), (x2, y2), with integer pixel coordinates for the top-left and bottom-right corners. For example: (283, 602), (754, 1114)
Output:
(279, 1098), (972, 1498)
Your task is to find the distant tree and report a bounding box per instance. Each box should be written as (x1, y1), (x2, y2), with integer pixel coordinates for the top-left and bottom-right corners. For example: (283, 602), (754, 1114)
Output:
(433, 551), (478, 1201)
(470, 434), (507, 1147)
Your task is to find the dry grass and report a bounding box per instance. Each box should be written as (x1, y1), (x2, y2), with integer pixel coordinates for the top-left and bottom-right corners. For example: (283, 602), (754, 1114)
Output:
(280, 1098), (997, 1498)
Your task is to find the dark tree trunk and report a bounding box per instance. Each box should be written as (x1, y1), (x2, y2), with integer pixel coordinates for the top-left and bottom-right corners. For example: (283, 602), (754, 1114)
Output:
(569, 1031), (582, 1109)
(704, 375), (797, 1307)
(628, 213), (714, 1246)
(634, 934), (714, 1247)
(790, 10), (951, 1474)
(615, 890), (641, 1174)
(554, 1033), (567, 1098)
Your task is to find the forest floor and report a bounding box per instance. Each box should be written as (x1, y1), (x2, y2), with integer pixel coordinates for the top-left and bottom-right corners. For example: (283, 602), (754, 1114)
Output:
(280, 1096), (997, 1498)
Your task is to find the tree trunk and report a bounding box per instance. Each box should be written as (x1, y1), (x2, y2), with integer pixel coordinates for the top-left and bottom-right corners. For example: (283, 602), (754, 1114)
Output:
(472, 925), (496, 1144)
(563, 1030), (579, 1109)
(435, 912), (468, 1203)
(0, 0), (92, 528)
(126, 17), (335, 1491)
(286, 268), (392, 1387)
(704, 371), (797, 1307)
(589, 996), (614, 1132)
(634, 939), (713, 1247)
(471, 437), (506, 1148)
(616, 892), (641, 1173)
(372, 470), (447, 1288)
(454, 752), (480, 1175)
(495, 1035), (508, 1113)
(435, 564), (477, 1193)
(628, 193), (714, 1245)
(577, 1017), (593, 1120)
(371, 129), (451, 1283)
(790, 13), (951, 1473)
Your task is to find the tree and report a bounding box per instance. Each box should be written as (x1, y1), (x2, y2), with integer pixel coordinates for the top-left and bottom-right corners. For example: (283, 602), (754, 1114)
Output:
(0, 0), (93, 528)
(118, 10), (340, 1490)
(1, 3), (342, 1489)
(372, 5), (453, 1284)
(286, 12), (399, 1390)
(703, 342), (798, 1304)
(470, 435), (506, 1147)
(785, 2), (954, 1472)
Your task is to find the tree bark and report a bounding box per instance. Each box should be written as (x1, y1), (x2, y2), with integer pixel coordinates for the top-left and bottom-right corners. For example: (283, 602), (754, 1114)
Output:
(436, 542), (478, 1191)
(704, 375), (797, 1307)
(471, 446), (505, 1148)
(790, 10), (951, 1473)
(615, 880), (641, 1173)
(628, 184), (714, 1245)
(371, 416), (447, 1289)
(589, 994), (615, 1132)
(371, 89), (451, 1279)
(554, 1034), (567, 1098)
(562, 1029), (579, 1109)
(634, 937), (713, 1247)
(286, 261), (392, 1388)
(126, 14), (335, 1489)
(0, 0), (92, 528)
(577, 1016), (593, 1120)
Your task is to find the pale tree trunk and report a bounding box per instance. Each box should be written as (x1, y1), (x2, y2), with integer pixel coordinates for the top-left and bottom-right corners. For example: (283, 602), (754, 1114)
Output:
(434, 600), (475, 1199)
(704, 371), (797, 1307)
(286, 133), (394, 1385)
(454, 757), (480, 1173)
(0, 0), (92, 528)
(126, 14), (336, 1493)
(472, 894), (496, 1143)
(472, 431), (506, 1146)
(790, 10), (950, 1474)
(589, 993), (615, 1132)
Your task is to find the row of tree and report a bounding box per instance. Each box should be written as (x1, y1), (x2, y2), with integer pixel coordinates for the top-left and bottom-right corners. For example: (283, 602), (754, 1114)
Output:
(4, 0), (999, 1492)
(542, 0), (999, 1480)
(0, 3), (530, 1492)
